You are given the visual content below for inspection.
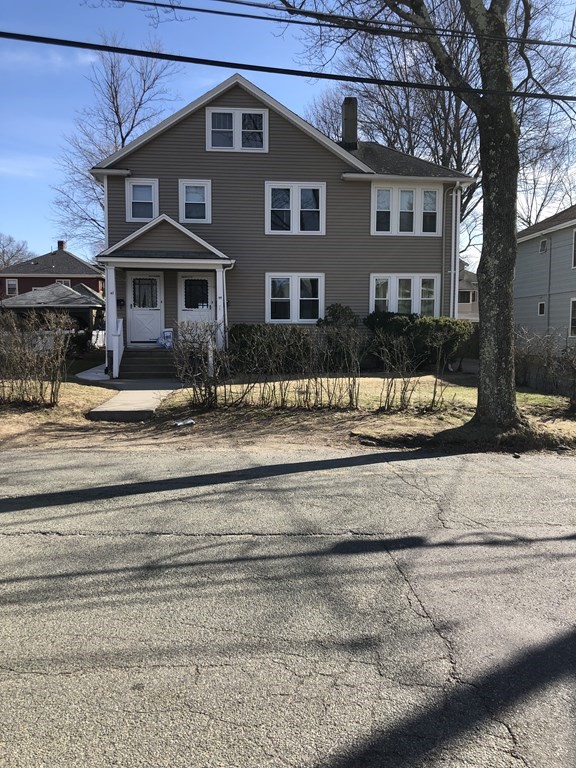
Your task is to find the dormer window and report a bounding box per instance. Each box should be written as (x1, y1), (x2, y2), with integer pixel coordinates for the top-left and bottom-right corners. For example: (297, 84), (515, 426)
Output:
(206, 108), (268, 152)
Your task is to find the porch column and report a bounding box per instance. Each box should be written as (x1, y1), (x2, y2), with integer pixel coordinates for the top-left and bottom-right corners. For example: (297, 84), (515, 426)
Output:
(105, 265), (117, 372)
(215, 267), (225, 349)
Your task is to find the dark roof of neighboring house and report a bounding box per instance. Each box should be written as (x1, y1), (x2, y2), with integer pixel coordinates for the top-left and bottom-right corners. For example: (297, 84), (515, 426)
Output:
(0, 249), (104, 277)
(518, 204), (576, 239)
(0, 283), (105, 309)
(346, 142), (472, 179)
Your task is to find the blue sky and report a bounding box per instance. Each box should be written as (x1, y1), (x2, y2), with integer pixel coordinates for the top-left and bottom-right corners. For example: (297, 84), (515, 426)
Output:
(1, 0), (329, 260)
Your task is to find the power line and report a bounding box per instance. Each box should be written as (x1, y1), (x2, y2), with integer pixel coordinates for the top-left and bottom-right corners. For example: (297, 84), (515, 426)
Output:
(2, 30), (576, 102)
(116, 0), (576, 51)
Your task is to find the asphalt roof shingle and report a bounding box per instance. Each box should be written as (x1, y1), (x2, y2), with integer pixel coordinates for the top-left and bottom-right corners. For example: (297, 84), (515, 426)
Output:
(346, 142), (473, 179)
(0, 250), (104, 277)
(0, 283), (105, 309)
(517, 204), (576, 239)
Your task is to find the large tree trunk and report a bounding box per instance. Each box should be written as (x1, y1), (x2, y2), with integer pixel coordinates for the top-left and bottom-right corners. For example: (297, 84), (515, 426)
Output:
(472, 19), (523, 430)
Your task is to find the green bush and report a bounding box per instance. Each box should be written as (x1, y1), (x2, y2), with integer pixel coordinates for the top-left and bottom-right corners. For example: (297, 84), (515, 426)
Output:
(317, 303), (359, 328)
(364, 312), (474, 370)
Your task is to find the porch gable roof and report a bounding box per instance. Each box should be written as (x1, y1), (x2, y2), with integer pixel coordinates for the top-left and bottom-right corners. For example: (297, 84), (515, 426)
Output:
(98, 215), (233, 264)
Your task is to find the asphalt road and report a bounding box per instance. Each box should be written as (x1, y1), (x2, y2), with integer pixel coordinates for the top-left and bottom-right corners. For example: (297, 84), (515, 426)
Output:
(1, 444), (576, 767)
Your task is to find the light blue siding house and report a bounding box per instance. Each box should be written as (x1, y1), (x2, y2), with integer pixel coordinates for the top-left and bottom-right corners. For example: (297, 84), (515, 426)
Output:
(515, 206), (576, 345)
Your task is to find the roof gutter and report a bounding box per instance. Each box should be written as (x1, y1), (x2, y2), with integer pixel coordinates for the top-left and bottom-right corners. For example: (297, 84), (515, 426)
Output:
(517, 218), (576, 242)
(341, 173), (475, 184)
(90, 168), (132, 182)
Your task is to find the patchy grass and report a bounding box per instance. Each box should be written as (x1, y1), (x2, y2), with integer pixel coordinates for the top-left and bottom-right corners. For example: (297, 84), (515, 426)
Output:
(0, 370), (574, 453)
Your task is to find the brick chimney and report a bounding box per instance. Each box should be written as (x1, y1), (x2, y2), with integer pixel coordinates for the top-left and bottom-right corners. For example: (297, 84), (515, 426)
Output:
(57, 240), (66, 250)
(341, 97), (358, 151)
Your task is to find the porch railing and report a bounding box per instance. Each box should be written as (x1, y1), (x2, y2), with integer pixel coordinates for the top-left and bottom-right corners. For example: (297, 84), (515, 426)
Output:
(111, 318), (124, 378)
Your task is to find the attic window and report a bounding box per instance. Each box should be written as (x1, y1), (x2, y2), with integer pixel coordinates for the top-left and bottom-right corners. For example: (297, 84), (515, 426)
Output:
(539, 239), (548, 253)
(206, 108), (268, 152)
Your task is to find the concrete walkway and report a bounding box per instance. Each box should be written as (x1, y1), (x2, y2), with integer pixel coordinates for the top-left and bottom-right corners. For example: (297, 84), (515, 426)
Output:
(76, 364), (181, 422)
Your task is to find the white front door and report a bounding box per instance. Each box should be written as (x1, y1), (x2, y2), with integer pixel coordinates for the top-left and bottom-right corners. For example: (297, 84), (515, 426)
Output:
(178, 272), (215, 324)
(127, 272), (164, 344)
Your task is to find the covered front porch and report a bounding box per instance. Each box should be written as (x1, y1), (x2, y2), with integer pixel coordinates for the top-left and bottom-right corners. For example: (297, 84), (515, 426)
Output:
(98, 215), (235, 378)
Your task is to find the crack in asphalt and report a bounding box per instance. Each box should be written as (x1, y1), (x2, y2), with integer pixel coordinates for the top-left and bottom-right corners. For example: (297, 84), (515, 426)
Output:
(384, 546), (532, 766)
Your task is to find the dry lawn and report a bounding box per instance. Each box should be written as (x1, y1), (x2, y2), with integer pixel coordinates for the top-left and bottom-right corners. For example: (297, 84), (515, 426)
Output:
(0, 371), (574, 453)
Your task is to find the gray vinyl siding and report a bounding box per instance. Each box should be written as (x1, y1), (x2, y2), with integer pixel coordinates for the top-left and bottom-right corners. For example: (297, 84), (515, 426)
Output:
(123, 221), (211, 252)
(515, 227), (576, 342)
(106, 84), (456, 322)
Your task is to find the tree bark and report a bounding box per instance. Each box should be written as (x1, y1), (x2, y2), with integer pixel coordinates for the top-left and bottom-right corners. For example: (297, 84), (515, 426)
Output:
(472, 10), (524, 430)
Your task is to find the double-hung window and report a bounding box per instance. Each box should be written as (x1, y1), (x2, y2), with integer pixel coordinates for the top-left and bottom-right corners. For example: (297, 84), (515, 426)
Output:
(399, 190), (415, 233)
(422, 191), (438, 232)
(573, 231), (576, 269)
(179, 180), (212, 224)
(206, 108), (268, 152)
(266, 273), (325, 323)
(6, 279), (18, 296)
(265, 182), (326, 235)
(126, 179), (158, 222)
(370, 274), (440, 316)
(371, 186), (442, 235)
(570, 299), (576, 337)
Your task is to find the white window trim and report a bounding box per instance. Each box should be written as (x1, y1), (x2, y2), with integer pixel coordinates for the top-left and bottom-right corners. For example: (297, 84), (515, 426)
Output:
(265, 272), (325, 324)
(570, 298), (576, 337)
(125, 178), (159, 222)
(370, 185), (443, 236)
(265, 182), (326, 235)
(56, 279), (71, 287)
(6, 279), (18, 296)
(178, 179), (212, 224)
(538, 301), (546, 316)
(369, 273), (441, 316)
(206, 107), (268, 152)
(572, 230), (576, 269)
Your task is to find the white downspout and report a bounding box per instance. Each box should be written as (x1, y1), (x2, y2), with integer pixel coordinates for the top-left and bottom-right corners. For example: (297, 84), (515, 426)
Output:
(450, 183), (462, 319)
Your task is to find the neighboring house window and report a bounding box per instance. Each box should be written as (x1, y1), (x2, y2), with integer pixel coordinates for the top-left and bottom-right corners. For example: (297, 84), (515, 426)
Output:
(370, 274), (440, 316)
(570, 299), (576, 337)
(539, 239), (548, 254)
(56, 279), (71, 287)
(6, 279), (18, 296)
(458, 290), (477, 303)
(206, 108), (268, 152)
(538, 302), (545, 316)
(371, 186), (442, 236)
(266, 273), (325, 323)
(179, 180), (212, 223)
(265, 182), (326, 235)
(126, 179), (159, 222)
(573, 231), (576, 268)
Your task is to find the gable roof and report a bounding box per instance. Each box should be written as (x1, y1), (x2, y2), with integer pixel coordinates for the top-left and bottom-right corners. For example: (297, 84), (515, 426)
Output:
(92, 74), (374, 176)
(1, 282), (105, 309)
(98, 214), (232, 261)
(517, 204), (576, 241)
(0, 249), (103, 277)
(348, 142), (473, 180)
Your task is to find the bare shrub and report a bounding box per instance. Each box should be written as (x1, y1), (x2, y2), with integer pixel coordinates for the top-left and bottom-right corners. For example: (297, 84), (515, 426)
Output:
(372, 331), (422, 411)
(0, 311), (71, 406)
(173, 322), (365, 410)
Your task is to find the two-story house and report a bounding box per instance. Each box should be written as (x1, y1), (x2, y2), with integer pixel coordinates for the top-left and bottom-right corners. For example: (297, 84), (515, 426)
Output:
(515, 205), (576, 344)
(0, 241), (104, 298)
(91, 74), (473, 377)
